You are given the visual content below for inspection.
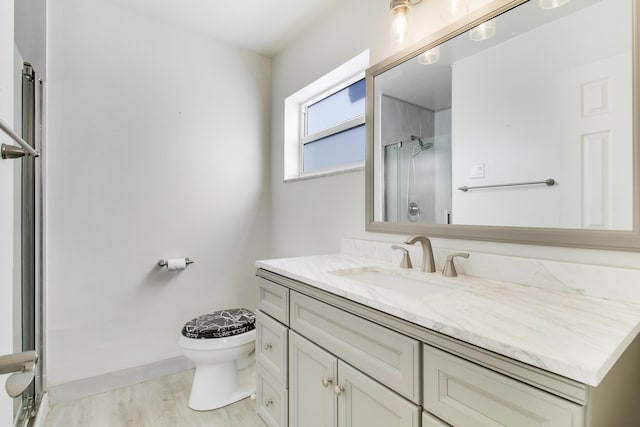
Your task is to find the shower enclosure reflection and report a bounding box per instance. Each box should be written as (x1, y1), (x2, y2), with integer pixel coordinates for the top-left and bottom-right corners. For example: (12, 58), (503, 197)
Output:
(381, 96), (451, 224)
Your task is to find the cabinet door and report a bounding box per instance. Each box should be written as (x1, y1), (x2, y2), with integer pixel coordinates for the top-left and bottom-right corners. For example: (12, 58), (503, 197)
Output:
(289, 331), (338, 427)
(423, 411), (451, 427)
(337, 360), (420, 427)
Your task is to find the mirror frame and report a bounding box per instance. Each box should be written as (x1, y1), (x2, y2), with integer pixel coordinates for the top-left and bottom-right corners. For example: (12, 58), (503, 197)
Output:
(365, 0), (640, 251)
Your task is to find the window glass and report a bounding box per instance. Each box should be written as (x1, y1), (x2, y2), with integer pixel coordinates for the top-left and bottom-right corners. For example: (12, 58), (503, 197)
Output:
(303, 124), (365, 173)
(306, 79), (366, 135)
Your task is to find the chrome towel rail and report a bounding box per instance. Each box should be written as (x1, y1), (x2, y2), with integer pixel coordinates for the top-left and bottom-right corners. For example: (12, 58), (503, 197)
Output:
(0, 116), (39, 159)
(458, 178), (555, 192)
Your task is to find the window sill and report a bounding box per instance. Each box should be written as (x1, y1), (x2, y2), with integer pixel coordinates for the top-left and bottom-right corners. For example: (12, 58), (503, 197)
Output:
(283, 163), (364, 183)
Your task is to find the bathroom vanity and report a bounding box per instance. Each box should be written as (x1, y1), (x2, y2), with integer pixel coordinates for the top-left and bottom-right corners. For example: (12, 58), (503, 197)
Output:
(254, 253), (640, 427)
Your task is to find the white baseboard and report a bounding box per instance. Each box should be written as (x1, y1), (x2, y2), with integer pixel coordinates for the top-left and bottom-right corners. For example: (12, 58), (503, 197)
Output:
(47, 356), (194, 405)
(32, 393), (49, 427)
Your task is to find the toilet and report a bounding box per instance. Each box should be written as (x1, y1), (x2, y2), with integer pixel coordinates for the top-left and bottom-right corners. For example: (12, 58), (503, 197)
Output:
(179, 308), (256, 411)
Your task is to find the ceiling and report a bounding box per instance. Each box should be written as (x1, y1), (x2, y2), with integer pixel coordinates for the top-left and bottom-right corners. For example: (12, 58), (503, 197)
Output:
(104, 0), (340, 57)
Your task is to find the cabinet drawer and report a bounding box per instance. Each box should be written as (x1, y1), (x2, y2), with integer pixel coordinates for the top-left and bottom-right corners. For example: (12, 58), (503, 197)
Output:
(424, 345), (584, 427)
(290, 291), (420, 403)
(257, 365), (288, 427)
(257, 277), (289, 325)
(423, 411), (451, 427)
(256, 310), (288, 387)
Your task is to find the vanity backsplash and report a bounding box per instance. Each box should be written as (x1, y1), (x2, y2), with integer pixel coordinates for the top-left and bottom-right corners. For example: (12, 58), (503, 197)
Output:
(341, 238), (640, 304)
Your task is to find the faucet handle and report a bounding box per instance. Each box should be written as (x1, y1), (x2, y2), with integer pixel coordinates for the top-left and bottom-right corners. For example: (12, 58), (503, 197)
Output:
(442, 252), (469, 277)
(391, 245), (413, 269)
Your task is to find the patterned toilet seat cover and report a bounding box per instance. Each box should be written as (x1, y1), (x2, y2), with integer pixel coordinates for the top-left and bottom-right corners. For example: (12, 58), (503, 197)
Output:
(181, 308), (255, 339)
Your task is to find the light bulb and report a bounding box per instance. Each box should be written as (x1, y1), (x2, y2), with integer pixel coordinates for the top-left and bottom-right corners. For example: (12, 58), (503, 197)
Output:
(469, 18), (496, 41)
(390, 2), (412, 51)
(539, 0), (570, 9)
(418, 46), (440, 65)
(447, 0), (468, 21)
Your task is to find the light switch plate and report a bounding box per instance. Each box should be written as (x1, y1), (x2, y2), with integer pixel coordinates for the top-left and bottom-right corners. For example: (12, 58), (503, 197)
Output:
(470, 163), (485, 179)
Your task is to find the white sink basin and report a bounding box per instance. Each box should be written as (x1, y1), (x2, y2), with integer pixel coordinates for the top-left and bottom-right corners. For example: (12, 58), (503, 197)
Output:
(330, 267), (456, 297)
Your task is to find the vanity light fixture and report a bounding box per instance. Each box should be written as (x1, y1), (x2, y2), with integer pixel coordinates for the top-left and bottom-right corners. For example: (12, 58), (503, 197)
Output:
(418, 46), (440, 65)
(390, 0), (423, 50)
(539, 0), (570, 9)
(469, 18), (496, 41)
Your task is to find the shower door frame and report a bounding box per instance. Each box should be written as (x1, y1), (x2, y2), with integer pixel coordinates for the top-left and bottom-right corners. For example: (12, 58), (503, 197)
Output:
(14, 61), (44, 427)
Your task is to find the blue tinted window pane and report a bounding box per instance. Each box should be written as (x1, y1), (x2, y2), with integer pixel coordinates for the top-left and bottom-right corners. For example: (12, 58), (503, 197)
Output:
(303, 124), (365, 173)
(307, 79), (365, 135)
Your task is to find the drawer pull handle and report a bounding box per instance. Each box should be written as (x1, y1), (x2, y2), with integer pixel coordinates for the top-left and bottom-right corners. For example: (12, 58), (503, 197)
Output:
(264, 398), (273, 407)
(334, 385), (345, 396)
(321, 377), (333, 388)
(263, 343), (273, 351)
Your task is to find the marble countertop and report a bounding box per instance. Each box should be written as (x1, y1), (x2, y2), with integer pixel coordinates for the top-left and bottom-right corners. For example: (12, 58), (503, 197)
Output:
(256, 254), (640, 387)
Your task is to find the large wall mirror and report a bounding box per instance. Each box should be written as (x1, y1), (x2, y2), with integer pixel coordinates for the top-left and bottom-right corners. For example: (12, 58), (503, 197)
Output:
(366, 0), (640, 250)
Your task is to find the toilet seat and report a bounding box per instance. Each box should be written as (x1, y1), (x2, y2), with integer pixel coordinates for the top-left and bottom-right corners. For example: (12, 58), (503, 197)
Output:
(179, 329), (255, 350)
(182, 308), (255, 339)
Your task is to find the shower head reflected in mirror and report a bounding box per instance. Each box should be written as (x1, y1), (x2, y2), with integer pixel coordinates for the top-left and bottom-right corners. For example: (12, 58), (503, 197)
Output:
(410, 134), (433, 150)
(406, 134), (434, 222)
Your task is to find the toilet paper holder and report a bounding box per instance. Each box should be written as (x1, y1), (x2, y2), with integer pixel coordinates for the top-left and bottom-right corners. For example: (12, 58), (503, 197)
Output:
(158, 257), (195, 268)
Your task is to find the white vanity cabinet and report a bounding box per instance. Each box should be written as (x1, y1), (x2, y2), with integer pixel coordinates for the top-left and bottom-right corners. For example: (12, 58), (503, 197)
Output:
(257, 275), (420, 427)
(256, 269), (640, 427)
(289, 330), (420, 427)
(256, 277), (290, 427)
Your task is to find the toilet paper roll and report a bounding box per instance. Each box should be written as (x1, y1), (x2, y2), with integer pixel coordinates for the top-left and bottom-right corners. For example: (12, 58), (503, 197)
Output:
(167, 258), (187, 271)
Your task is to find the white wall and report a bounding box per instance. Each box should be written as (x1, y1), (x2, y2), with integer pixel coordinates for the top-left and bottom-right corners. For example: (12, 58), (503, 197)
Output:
(0, 0), (15, 421)
(270, 0), (378, 257)
(15, 0), (46, 80)
(46, 0), (271, 386)
(271, 0), (640, 268)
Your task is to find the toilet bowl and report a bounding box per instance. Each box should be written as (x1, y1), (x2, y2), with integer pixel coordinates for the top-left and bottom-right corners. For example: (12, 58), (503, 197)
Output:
(179, 308), (256, 411)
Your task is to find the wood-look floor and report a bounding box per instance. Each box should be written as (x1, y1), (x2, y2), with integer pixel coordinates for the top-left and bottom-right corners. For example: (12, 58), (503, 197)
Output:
(46, 369), (258, 427)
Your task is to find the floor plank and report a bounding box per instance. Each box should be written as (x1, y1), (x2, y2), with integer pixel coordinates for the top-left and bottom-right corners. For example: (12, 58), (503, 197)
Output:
(46, 370), (259, 427)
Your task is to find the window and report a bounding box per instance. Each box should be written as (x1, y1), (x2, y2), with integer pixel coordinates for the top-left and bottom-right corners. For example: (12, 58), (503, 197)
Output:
(302, 78), (366, 173)
(284, 50), (369, 181)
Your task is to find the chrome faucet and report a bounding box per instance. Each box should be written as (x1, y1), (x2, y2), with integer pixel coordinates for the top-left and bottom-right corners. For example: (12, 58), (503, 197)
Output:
(404, 235), (435, 273)
(442, 252), (469, 277)
(391, 245), (413, 269)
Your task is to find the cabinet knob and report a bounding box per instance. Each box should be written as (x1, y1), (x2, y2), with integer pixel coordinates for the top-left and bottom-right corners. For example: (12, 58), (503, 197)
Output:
(334, 385), (345, 396)
(264, 398), (273, 407)
(263, 343), (272, 351)
(321, 377), (333, 388)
